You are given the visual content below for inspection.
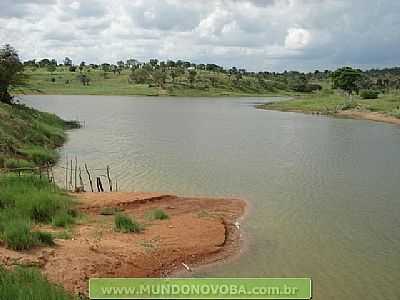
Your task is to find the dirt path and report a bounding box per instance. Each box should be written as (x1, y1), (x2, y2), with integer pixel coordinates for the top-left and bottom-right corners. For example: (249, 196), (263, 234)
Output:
(0, 192), (246, 296)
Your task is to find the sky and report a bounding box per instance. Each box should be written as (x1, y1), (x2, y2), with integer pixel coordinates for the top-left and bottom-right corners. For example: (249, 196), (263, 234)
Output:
(0, 0), (399, 72)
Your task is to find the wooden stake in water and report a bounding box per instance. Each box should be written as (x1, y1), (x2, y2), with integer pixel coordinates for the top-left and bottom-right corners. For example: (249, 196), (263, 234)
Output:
(85, 163), (94, 192)
(69, 159), (73, 191)
(106, 165), (112, 192)
(65, 155), (68, 190)
(74, 156), (78, 192)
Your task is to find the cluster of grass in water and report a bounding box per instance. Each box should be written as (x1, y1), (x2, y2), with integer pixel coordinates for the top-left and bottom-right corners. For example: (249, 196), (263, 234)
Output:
(0, 175), (76, 250)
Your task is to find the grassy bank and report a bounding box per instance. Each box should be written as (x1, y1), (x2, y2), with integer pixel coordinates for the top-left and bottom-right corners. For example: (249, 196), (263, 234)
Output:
(0, 101), (79, 169)
(258, 90), (400, 119)
(0, 102), (79, 299)
(0, 266), (73, 300)
(16, 67), (293, 97)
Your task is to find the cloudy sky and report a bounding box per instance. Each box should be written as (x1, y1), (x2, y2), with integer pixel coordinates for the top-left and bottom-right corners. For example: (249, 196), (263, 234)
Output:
(1, 0), (399, 71)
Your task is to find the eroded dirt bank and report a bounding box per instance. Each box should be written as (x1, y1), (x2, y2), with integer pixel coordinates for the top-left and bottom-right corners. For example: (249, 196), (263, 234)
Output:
(0, 192), (246, 295)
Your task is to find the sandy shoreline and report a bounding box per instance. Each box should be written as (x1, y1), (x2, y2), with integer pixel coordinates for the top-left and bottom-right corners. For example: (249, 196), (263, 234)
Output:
(263, 107), (400, 126)
(0, 192), (246, 296)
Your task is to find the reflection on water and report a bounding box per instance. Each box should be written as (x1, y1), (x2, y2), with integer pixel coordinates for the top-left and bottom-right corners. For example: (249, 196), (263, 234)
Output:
(23, 95), (400, 299)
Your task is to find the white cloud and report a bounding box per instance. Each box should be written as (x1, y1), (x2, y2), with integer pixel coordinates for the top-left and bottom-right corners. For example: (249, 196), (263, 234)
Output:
(285, 28), (312, 50)
(0, 0), (399, 71)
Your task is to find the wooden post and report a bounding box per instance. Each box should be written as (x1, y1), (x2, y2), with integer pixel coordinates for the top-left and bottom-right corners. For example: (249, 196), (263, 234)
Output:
(65, 155), (68, 190)
(96, 177), (104, 192)
(69, 159), (73, 191)
(79, 167), (84, 192)
(85, 163), (94, 192)
(74, 156), (77, 192)
(115, 179), (118, 192)
(106, 165), (112, 192)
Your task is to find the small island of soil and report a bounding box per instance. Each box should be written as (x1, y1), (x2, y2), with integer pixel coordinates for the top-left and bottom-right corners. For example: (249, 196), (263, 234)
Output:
(0, 192), (246, 295)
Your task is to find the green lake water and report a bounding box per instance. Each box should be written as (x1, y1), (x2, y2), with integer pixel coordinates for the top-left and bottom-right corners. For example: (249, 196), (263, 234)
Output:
(23, 95), (400, 299)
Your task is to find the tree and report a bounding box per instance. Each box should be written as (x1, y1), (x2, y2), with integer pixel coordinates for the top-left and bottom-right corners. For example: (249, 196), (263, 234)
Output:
(188, 70), (197, 87)
(331, 67), (363, 95)
(149, 59), (159, 67)
(129, 68), (149, 84)
(38, 58), (51, 68)
(0, 44), (25, 104)
(64, 57), (72, 66)
(152, 70), (168, 88)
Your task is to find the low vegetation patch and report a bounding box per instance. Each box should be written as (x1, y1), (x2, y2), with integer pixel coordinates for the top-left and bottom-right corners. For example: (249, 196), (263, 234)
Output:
(0, 102), (79, 170)
(0, 266), (73, 300)
(100, 206), (123, 216)
(0, 175), (76, 250)
(114, 214), (143, 233)
(146, 208), (169, 220)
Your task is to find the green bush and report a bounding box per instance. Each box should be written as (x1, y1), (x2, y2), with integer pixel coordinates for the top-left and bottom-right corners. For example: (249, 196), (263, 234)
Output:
(0, 175), (76, 250)
(0, 266), (73, 300)
(146, 209), (169, 220)
(52, 212), (75, 227)
(114, 214), (143, 233)
(33, 231), (55, 246)
(360, 90), (379, 99)
(3, 158), (35, 169)
(19, 146), (58, 166)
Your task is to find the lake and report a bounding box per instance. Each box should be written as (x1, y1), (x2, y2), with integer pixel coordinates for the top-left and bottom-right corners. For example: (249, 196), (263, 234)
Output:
(22, 95), (400, 299)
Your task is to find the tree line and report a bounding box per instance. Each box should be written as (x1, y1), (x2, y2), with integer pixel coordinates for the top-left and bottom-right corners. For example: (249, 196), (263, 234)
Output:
(2, 43), (400, 104)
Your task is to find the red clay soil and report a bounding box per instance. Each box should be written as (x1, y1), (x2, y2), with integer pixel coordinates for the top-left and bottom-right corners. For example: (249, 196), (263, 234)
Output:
(0, 192), (246, 296)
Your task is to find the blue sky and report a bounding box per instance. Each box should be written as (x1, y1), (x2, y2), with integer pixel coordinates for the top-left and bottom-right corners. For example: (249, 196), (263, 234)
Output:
(1, 0), (399, 71)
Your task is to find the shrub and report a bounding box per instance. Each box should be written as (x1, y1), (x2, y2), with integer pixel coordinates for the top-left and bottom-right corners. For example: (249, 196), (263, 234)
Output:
(0, 266), (73, 300)
(19, 146), (58, 166)
(1, 219), (36, 251)
(33, 231), (55, 246)
(146, 209), (169, 220)
(114, 214), (143, 233)
(52, 212), (74, 227)
(360, 90), (379, 99)
(4, 158), (35, 169)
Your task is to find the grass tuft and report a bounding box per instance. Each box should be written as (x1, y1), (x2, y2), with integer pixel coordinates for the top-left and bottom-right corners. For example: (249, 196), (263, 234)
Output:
(114, 214), (143, 233)
(146, 208), (169, 220)
(0, 266), (73, 300)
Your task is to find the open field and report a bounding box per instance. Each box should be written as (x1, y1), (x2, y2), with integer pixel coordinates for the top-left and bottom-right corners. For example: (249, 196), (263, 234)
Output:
(15, 67), (294, 97)
(258, 90), (400, 124)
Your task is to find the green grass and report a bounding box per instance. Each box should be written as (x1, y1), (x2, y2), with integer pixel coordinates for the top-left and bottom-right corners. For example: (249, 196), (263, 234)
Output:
(15, 66), (293, 97)
(114, 214), (143, 233)
(258, 90), (400, 117)
(145, 208), (169, 220)
(0, 175), (76, 250)
(0, 266), (74, 300)
(0, 102), (79, 169)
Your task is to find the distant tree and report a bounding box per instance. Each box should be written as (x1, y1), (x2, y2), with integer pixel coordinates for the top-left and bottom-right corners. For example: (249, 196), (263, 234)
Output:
(64, 57), (72, 66)
(47, 64), (56, 74)
(0, 44), (26, 104)
(166, 60), (175, 69)
(101, 63), (111, 72)
(152, 70), (168, 88)
(149, 59), (159, 67)
(77, 74), (90, 86)
(79, 61), (85, 72)
(38, 58), (51, 68)
(117, 60), (125, 69)
(129, 68), (149, 84)
(188, 70), (197, 87)
(208, 74), (218, 87)
(69, 66), (77, 72)
(331, 67), (363, 95)
(126, 59), (139, 68)
(50, 59), (57, 66)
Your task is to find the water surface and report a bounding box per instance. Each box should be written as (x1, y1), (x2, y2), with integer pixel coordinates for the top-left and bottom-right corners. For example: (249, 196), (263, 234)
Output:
(23, 95), (400, 300)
